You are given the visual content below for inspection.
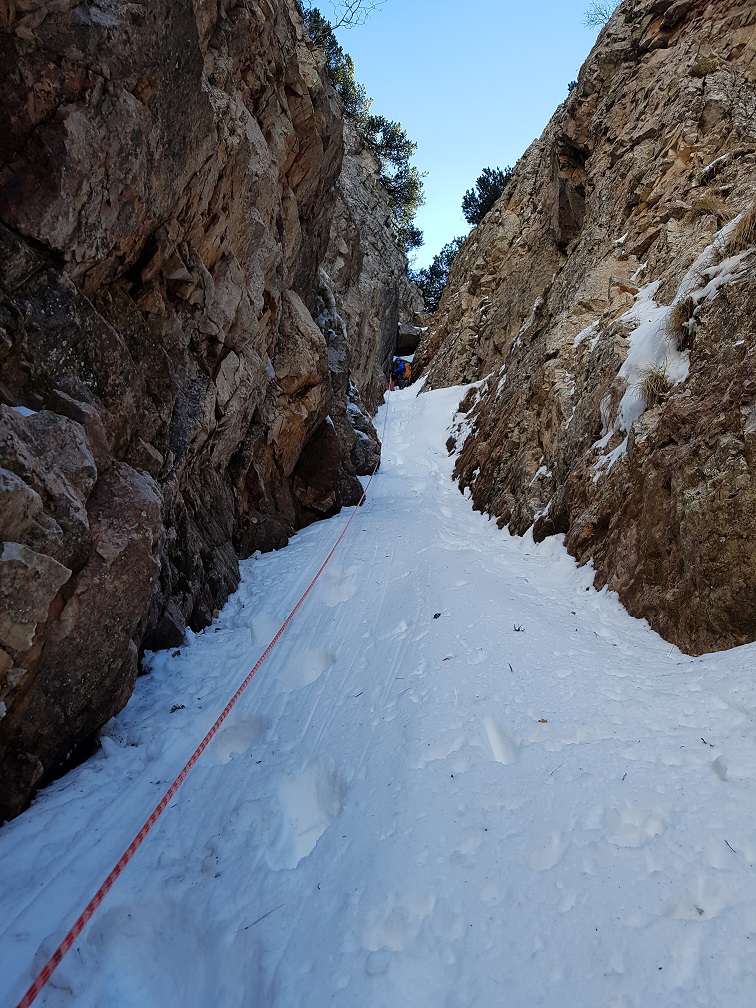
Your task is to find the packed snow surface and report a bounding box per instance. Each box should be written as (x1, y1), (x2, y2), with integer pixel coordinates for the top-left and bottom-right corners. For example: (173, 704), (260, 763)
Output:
(4, 384), (756, 1008)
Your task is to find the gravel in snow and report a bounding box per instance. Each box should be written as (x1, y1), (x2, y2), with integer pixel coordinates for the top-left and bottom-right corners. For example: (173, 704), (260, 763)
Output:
(3, 383), (756, 1007)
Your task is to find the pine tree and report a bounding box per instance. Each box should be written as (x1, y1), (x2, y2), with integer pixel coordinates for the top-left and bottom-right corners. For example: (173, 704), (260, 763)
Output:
(462, 167), (512, 226)
(300, 8), (369, 119)
(362, 116), (417, 169)
(298, 6), (424, 255)
(411, 236), (466, 313)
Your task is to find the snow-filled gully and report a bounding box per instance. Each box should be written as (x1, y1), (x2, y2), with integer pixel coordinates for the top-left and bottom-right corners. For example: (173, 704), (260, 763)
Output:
(4, 384), (756, 1008)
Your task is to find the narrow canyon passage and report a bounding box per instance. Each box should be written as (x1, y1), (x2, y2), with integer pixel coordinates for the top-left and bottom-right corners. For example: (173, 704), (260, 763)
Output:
(4, 384), (756, 1008)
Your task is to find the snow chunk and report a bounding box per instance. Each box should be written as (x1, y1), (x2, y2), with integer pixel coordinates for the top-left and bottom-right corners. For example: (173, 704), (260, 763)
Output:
(612, 280), (689, 435)
(631, 262), (647, 282)
(573, 320), (600, 348)
(529, 465), (552, 485)
(591, 217), (748, 479)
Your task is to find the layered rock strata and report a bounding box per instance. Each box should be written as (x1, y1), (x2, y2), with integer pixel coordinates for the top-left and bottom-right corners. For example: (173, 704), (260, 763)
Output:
(417, 0), (756, 655)
(0, 0), (410, 818)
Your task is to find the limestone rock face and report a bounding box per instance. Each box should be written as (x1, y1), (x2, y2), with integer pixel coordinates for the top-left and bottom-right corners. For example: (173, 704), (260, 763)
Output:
(309, 121), (421, 488)
(417, 0), (756, 655)
(322, 122), (422, 414)
(0, 0), (395, 817)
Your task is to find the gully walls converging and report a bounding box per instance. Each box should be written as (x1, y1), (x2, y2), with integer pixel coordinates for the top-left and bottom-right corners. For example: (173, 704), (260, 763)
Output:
(417, 0), (756, 656)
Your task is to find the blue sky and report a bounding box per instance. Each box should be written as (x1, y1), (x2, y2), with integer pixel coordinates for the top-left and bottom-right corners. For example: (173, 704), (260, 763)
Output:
(331, 0), (605, 268)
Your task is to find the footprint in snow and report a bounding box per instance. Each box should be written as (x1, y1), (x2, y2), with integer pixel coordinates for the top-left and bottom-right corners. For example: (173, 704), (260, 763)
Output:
(529, 832), (569, 871)
(362, 891), (436, 953)
(266, 763), (345, 871)
(603, 804), (666, 848)
(206, 716), (268, 765)
(481, 716), (519, 766)
(382, 619), (409, 641)
(664, 872), (729, 920)
(318, 563), (361, 607)
(276, 648), (335, 691)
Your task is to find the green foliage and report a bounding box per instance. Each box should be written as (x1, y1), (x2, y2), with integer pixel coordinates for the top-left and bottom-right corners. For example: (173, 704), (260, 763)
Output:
(380, 164), (425, 248)
(361, 116), (424, 250)
(362, 115), (417, 168)
(301, 8), (369, 118)
(397, 223), (424, 252)
(462, 166), (512, 226)
(380, 165), (424, 216)
(299, 7), (424, 255)
(299, 6), (338, 56)
(690, 56), (718, 78)
(332, 55), (369, 118)
(411, 236), (466, 313)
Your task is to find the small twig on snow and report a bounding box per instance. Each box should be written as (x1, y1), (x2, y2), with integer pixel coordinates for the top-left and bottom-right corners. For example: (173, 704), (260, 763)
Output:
(236, 904), (285, 933)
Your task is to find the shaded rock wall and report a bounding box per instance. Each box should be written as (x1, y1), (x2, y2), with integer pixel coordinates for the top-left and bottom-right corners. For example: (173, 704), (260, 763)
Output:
(0, 0), (402, 818)
(417, 0), (756, 655)
(322, 121), (422, 413)
(312, 120), (421, 484)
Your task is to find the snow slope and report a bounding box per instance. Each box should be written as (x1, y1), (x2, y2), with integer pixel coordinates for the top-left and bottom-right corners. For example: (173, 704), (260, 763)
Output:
(3, 383), (756, 1008)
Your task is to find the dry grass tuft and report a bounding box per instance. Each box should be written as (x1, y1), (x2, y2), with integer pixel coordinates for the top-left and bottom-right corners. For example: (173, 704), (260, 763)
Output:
(691, 191), (732, 223)
(690, 56), (718, 78)
(638, 365), (672, 409)
(725, 204), (756, 255)
(667, 296), (696, 351)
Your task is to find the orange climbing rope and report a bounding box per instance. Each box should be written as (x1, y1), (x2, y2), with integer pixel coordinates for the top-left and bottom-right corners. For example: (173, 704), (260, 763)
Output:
(14, 394), (391, 1008)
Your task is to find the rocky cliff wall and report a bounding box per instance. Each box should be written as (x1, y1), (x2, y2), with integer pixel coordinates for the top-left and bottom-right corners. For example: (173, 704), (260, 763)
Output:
(321, 121), (422, 414)
(416, 0), (756, 655)
(313, 119), (421, 481)
(0, 0), (406, 819)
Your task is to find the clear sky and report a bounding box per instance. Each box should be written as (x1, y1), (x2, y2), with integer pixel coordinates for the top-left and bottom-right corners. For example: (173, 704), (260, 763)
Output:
(331, 0), (605, 268)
